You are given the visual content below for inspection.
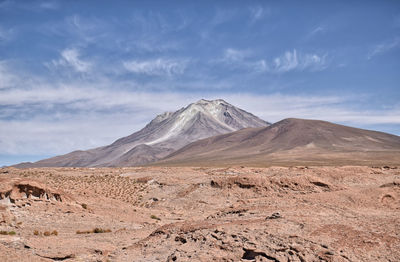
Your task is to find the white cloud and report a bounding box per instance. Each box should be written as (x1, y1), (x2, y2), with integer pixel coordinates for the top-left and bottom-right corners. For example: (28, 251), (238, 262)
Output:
(123, 58), (187, 76)
(50, 48), (92, 73)
(367, 37), (400, 60)
(219, 48), (268, 72)
(272, 49), (327, 72)
(273, 50), (299, 72)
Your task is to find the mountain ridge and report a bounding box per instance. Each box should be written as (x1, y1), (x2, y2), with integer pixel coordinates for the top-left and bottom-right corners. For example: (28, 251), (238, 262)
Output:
(18, 99), (269, 167)
(156, 118), (400, 166)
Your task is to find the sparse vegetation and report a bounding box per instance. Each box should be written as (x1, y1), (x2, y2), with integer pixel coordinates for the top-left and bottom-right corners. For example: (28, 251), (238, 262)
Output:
(76, 228), (112, 234)
(76, 230), (91, 234)
(94, 227), (111, 233)
(33, 230), (58, 236)
(150, 215), (161, 220)
(81, 203), (88, 209)
(0, 230), (16, 235)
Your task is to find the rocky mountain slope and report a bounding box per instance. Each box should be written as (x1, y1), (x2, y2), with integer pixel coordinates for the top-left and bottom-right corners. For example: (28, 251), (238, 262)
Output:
(157, 118), (400, 166)
(22, 99), (269, 167)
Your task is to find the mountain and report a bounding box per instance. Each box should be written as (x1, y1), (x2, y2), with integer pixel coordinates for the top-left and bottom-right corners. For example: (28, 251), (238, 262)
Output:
(156, 118), (400, 166)
(23, 99), (269, 167)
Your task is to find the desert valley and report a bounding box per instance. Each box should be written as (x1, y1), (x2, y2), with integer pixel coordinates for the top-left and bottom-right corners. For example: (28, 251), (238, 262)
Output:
(1, 99), (400, 261)
(2, 1), (400, 261)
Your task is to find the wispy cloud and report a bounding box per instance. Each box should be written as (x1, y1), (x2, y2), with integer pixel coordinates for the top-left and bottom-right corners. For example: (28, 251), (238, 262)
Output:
(273, 50), (299, 72)
(367, 37), (400, 60)
(123, 58), (187, 76)
(49, 48), (92, 73)
(309, 26), (324, 37)
(0, 53), (397, 156)
(38, 1), (59, 10)
(219, 48), (326, 73)
(217, 48), (268, 73)
(249, 6), (265, 23)
(223, 48), (250, 62)
(272, 49), (327, 72)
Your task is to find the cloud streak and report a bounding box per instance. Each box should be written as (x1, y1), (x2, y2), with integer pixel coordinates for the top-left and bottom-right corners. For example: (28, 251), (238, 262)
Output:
(219, 48), (327, 73)
(368, 37), (400, 60)
(123, 58), (187, 76)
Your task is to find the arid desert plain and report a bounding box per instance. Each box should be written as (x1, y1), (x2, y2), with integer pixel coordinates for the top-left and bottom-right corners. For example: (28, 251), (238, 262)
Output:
(1, 165), (399, 261)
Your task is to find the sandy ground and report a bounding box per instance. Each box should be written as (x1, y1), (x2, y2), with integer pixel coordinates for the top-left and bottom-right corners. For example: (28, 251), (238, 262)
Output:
(0, 166), (399, 261)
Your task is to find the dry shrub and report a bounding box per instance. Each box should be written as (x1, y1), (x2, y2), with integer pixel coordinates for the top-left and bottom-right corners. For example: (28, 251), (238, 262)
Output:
(1, 231), (16, 235)
(76, 228), (111, 234)
(150, 215), (161, 220)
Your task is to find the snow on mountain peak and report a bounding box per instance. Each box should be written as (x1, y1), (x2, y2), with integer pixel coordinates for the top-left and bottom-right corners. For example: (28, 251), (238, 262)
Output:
(144, 99), (268, 146)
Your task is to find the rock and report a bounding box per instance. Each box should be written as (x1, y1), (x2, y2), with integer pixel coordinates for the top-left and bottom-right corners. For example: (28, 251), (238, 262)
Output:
(266, 212), (281, 220)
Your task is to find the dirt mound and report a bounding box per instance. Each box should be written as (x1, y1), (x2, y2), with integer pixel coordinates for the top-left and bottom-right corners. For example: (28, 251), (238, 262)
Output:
(0, 178), (70, 203)
(209, 174), (339, 195)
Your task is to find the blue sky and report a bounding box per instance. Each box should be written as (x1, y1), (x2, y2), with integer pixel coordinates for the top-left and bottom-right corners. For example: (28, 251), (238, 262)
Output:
(1, 0), (399, 166)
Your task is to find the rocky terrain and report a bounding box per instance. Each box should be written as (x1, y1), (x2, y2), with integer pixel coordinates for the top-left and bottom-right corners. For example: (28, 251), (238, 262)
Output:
(1, 165), (399, 261)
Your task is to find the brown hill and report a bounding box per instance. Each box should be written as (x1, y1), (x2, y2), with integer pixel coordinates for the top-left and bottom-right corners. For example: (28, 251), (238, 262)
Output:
(16, 99), (268, 167)
(156, 118), (400, 166)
